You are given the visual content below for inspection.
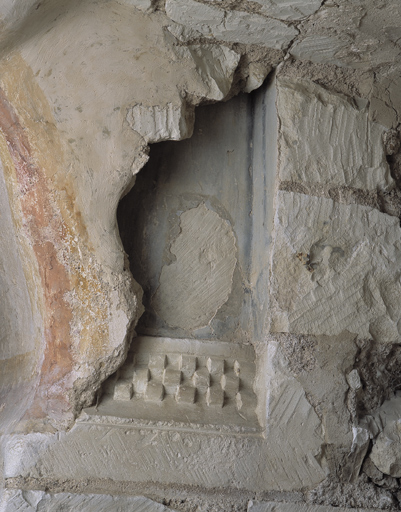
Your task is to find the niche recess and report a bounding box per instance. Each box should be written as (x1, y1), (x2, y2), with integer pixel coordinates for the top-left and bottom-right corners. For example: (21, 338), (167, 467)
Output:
(93, 79), (277, 432)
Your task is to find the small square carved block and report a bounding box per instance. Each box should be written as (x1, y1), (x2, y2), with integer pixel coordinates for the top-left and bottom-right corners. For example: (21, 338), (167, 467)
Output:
(192, 368), (210, 391)
(206, 387), (224, 407)
(133, 367), (150, 394)
(207, 357), (224, 375)
(221, 373), (240, 394)
(114, 381), (133, 401)
(180, 355), (197, 378)
(176, 385), (196, 405)
(145, 381), (165, 402)
(148, 354), (166, 379)
(163, 369), (182, 394)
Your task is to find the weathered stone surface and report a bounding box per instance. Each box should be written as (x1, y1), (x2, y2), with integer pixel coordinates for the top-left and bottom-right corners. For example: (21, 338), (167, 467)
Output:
(277, 78), (392, 191)
(276, 331), (357, 477)
(248, 502), (380, 512)
(171, 45), (241, 101)
(119, 83), (277, 342)
(370, 69), (401, 128)
(370, 424), (401, 478)
(3, 402), (324, 493)
(2, 0), (401, 505)
(290, 1), (401, 71)
(127, 102), (194, 144)
(270, 192), (401, 339)
(262, 339), (326, 488)
(165, 0), (298, 48)
(127, 45), (240, 140)
(3, 338), (327, 494)
(0, 489), (174, 512)
(120, 0), (155, 13)
(251, 0), (322, 21)
(152, 204), (237, 330)
(367, 392), (401, 477)
(0, 153), (41, 434)
(0, 0), (247, 429)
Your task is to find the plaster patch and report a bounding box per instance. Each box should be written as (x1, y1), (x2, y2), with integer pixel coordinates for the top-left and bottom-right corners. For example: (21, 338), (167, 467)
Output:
(152, 204), (236, 331)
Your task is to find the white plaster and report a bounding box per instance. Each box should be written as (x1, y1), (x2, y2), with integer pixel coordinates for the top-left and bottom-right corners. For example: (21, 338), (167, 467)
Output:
(152, 204), (237, 331)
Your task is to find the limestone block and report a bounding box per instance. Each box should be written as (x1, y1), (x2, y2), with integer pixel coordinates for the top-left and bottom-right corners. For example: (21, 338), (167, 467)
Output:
(4, 423), (268, 491)
(270, 192), (401, 339)
(165, 0), (298, 48)
(259, 340), (326, 488)
(118, 362), (135, 380)
(0, 489), (175, 512)
(151, 204), (237, 331)
(244, 62), (270, 94)
(346, 370), (362, 391)
(166, 22), (203, 43)
(251, 0), (322, 21)
(113, 380), (133, 401)
(290, 2), (401, 71)
(281, 332), (357, 461)
(290, 34), (350, 67)
(371, 392), (401, 433)
(369, 420), (401, 477)
(126, 101), (194, 143)
(172, 44), (240, 101)
(277, 78), (392, 191)
(370, 70), (401, 128)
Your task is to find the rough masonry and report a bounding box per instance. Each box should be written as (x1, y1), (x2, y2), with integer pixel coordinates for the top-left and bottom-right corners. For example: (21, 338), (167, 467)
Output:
(1, 0), (401, 511)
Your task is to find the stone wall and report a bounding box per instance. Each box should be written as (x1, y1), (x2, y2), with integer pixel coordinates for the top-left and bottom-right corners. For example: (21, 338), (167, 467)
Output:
(1, 0), (401, 510)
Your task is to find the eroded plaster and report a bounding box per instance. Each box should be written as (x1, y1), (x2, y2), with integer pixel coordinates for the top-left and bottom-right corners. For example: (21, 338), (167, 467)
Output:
(1, 0), (401, 510)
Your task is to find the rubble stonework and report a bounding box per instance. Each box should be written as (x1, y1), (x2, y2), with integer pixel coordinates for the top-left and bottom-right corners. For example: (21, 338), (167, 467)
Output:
(1, 0), (401, 510)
